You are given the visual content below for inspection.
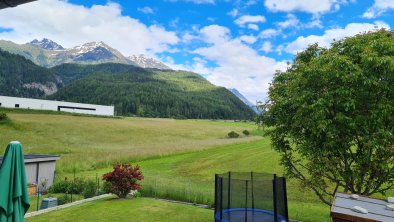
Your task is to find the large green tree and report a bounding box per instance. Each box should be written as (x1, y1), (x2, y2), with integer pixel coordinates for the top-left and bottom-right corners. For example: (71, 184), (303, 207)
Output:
(263, 29), (394, 205)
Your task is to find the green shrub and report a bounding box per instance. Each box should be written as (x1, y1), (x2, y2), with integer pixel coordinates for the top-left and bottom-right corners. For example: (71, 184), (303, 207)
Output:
(101, 181), (112, 194)
(50, 177), (90, 195)
(227, 131), (239, 138)
(83, 180), (97, 198)
(57, 194), (69, 205)
(0, 112), (7, 121)
(70, 178), (86, 194)
(133, 190), (142, 198)
(49, 180), (70, 193)
(242, 130), (250, 136)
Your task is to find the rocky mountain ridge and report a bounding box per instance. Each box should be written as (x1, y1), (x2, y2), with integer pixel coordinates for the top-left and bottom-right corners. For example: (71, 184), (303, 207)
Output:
(0, 38), (171, 69)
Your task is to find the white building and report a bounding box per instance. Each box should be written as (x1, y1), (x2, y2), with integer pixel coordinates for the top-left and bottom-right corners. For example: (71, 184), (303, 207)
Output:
(0, 95), (114, 116)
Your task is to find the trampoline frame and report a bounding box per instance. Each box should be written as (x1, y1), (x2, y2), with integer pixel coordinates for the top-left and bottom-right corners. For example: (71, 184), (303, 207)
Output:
(214, 172), (289, 222)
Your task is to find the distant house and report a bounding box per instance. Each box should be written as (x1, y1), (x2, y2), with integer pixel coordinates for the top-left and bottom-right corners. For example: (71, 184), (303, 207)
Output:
(0, 154), (60, 188)
(0, 95), (115, 116)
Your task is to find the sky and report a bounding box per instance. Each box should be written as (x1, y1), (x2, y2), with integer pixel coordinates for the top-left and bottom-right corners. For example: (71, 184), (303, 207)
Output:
(0, 0), (393, 103)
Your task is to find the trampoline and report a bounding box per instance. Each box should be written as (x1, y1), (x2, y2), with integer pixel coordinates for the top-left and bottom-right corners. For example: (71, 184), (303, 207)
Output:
(215, 172), (289, 222)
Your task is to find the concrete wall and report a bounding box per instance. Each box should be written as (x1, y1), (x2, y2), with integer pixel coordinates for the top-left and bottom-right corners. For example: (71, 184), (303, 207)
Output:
(0, 95), (114, 116)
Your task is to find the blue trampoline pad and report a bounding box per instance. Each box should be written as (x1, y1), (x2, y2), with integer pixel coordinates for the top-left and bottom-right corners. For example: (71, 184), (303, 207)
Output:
(215, 208), (287, 222)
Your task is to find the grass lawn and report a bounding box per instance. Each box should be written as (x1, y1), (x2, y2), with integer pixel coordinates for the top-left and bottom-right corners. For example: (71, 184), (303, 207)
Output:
(74, 139), (331, 222)
(28, 194), (84, 213)
(26, 197), (212, 222)
(1, 111), (392, 222)
(0, 112), (256, 173)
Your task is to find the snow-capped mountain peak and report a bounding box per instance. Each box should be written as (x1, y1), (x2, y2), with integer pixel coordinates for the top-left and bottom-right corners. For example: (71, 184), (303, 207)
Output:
(71, 41), (111, 55)
(28, 38), (64, 50)
(128, 54), (171, 70)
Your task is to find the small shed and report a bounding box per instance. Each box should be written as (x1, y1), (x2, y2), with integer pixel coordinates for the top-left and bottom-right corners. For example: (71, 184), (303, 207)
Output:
(331, 192), (394, 222)
(0, 154), (60, 188)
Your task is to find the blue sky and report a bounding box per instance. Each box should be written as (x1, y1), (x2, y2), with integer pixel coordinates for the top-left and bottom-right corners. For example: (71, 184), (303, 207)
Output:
(0, 0), (392, 102)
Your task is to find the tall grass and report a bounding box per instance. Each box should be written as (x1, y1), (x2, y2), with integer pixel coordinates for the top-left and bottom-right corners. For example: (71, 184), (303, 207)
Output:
(0, 112), (257, 173)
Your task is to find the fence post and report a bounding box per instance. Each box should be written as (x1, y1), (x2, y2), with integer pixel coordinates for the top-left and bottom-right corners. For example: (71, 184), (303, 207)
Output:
(227, 171), (231, 210)
(273, 174), (278, 222)
(215, 174), (218, 213)
(36, 186), (39, 211)
(251, 171), (254, 209)
(220, 177), (223, 221)
(283, 177), (289, 222)
(245, 180), (248, 222)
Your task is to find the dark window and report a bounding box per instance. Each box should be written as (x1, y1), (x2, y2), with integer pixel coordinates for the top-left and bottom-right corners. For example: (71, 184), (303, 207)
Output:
(15, 104), (19, 108)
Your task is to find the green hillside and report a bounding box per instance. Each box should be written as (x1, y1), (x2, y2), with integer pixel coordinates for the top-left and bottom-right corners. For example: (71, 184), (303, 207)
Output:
(0, 51), (254, 119)
(49, 64), (255, 119)
(0, 49), (61, 97)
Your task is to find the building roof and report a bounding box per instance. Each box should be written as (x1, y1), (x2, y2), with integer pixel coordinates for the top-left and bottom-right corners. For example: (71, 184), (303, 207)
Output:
(0, 154), (60, 164)
(0, 0), (37, 10)
(331, 192), (394, 221)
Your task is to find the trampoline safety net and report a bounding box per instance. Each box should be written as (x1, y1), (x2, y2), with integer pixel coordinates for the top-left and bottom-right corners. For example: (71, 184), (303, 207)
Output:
(215, 172), (289, 222)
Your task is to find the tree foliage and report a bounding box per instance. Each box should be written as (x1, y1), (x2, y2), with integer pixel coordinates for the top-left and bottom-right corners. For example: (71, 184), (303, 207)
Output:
(49, 64), (255, 120)
(0, 51), (255, 120)
(102, 163), (144, 198)
(263, 29), (394, 205)
(0, 49), (61, 97)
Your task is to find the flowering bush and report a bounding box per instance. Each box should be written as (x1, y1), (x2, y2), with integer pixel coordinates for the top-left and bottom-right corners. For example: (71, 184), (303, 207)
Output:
(102, 163), (144, 198)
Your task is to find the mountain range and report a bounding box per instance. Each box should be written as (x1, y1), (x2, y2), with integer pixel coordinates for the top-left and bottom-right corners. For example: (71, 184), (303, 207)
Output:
(228, 88), (261, 113)
(0, 38), (170, 69)
(0, 48), (255, 119)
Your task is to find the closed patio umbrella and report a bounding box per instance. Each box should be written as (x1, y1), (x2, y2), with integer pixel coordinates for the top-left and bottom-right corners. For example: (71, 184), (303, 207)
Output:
(0, 141), (30, 222)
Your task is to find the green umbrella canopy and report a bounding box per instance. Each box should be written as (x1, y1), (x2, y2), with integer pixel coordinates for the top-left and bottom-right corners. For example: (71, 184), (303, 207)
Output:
(0, 141), (30, 222)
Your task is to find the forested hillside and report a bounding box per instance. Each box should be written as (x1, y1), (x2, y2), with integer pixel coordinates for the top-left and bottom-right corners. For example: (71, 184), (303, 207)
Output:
(0, 49), (61, 97)
(49, 64), (255, 119)
(0, 50), (255, 119)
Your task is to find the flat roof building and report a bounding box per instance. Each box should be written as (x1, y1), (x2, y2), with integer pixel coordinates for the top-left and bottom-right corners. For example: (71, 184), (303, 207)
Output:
(0, 95), (115, 116)
(0, 154), (60, 189)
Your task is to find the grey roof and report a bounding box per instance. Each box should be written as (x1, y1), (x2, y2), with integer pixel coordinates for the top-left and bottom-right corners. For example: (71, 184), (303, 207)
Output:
(0, 0), (37, 10)
(0, 154), (60, 164)
(331, 192), (394, 221)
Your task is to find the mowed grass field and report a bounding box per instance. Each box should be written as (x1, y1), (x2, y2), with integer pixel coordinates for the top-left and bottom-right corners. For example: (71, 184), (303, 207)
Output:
(26, 197), (212, 222)
(1, 110), (392, 221)
(76, 139), (331, 222)
(0, 112), (257, 173)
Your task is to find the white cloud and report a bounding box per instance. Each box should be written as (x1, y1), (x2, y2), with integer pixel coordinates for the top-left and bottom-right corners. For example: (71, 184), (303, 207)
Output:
(363, 0), (394, 18)
(234, 15), (266, 27)
(259, 28), (281, 38)
(264, 0), (346, 14)
(227, 9), (239, 17)
(276, 14), (323, 31)
(199, 25), (231, 43)
(168, 0), (215, 4)
(137, 6), (155, 14)
(239, 35), (257, 44)
(245, 0), (258, 6)
(305, 16), (324, 28)
(247, 24), (259, 31)
(283, 22), (390, 54)
(181, 25), (288, 101)
(277, 14), (300, 29)
(0, 0), (179, 56)
(260, 41), (273, 53)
